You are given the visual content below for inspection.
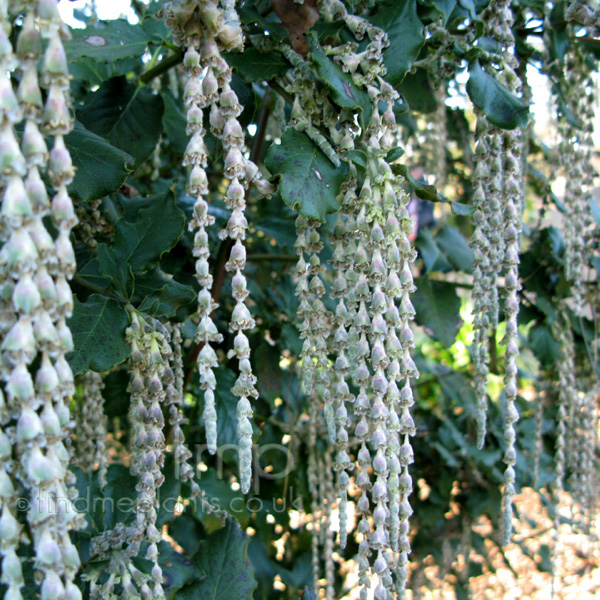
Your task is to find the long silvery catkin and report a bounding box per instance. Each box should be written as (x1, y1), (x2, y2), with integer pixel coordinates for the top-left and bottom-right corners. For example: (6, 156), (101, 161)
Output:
(493, 0), (523, 547)
(0, 2), (84, 599)
(166, 0), (272, 494)
(125, 310), (170, 599)
(560, 47), (595, 315)
(74, 372), (108, 487)
(470, 116), (494, 448)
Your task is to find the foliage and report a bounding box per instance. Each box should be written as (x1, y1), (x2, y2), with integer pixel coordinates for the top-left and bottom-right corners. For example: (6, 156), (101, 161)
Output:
(1, 1), (599, 600)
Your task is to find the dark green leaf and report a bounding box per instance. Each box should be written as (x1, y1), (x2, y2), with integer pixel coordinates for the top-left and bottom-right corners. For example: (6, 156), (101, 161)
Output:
(345, 149), (368, 169)
(76, 256), (112, 290)
(171, 512), (205, 556)
(308, 32), (373, 128)
(278, 554), (313, 590)
(210, 367), (239, 447)
(66, 20), (163, 63)
(77, 76), (165, 167)
(158, 541), (204, 594)
(156, 454), (182, 527)
(193, 469), (250, 527)
(69, 57), (139, 87)
(264, 129), (348, 222)
(134, 268), (196, 320)
(178, 521), (256, 600)
(97, 243), (134, 300)
(393, 163), (448, 203)
(225, 48), (289, 81)
(370, 0), (425, 86)
(413, 278), (463, 346)
(113, 190), (186, 272)
(467, 60), (529, 130)
(416, 229), (453, 272)
(162, 91), (189, 155)
(238, 6), (290, 42)
(255, 216), (298, 249)
(398, 68), (438, 113)
(435, 225), (474, 273)
(255, 343), (283, 403)
(67, 294), (130, 375)
(101, 368), (130, 418)
(66, 121), (133, 202)
(386, 147), (404, 163)
(528, 324), (560, 367)
(419, 0), (459, 25)
(101, 464), (138, 528)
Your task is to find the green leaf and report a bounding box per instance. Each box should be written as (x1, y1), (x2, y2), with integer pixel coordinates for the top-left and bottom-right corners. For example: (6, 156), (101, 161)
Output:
(97, 244), (134, 300)
(398, 68), (438, 114)
(308, 32), (373, 128)
(264, 128), (348, 222)
(393, 163), (448, 203)
(77, 76), (165, 167)
(66, 19), (163, 63)
(101, 464), (138, 528)
(134, 268), (196, 319)
(162, 91), (189, 155)
(386, 147), (404, 163)
(238, 5), (290, 42)
(225, 48), (289, 81)
(435, 225), (474, 273)
(412, 278), (463, 346)
(451, 201), (476, 216)
(156, 454), (183, 527)
(466, 60), (529, 130)
(179, 521), (257, 600)
(113, 190), (186, 273)
(158, 541), (204, 594)
(528, 323), (560, 367)
(370, 0), (425, 86)
(66, 122), (133, 202)
(209, 367), (239, 448)
(67, 294), (130, 375)
(170, 512), (205, 556)
(193, 469), (250, 527)
(420, 0), (459, 25)
(416, 229), (453, 273)
(69, 57), (140, 87)
(345, 149), (368, 170)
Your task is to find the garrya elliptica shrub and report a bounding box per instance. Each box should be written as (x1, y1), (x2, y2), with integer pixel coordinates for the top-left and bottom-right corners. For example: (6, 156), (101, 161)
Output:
(0, 0), (599, 599)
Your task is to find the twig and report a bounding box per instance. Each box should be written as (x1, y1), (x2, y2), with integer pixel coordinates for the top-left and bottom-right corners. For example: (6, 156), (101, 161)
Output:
(138, 49), (183, 86)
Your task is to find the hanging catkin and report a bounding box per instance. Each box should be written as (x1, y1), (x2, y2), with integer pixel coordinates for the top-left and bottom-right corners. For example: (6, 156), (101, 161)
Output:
(165, 0), (273, 494)
(495, 0), (524, 547)
(0, 2), (85, 599)
(74, 371), (108, 487)
(559, 45), (595, 315)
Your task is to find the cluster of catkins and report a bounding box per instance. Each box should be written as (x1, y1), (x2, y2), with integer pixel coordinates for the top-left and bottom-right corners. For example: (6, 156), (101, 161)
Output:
(467, 0), (524, 545)
(0, 1), (84, 599)
(558, 44), (595, 315)
(283, 1), (420, 597)
(82, 315), (197, 600)
(163, 0), (273, 495)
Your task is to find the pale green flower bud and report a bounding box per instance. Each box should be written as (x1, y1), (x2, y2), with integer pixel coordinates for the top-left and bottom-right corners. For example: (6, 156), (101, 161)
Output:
(21, 120), (49, 167)
(41, 34), (70, 89)
(17, 63), (43, 119)
(0, 76), (21, 123)
(0, 125), (26, 177)
(40, 572), (65, 600)
(42, 86), (72, 136)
